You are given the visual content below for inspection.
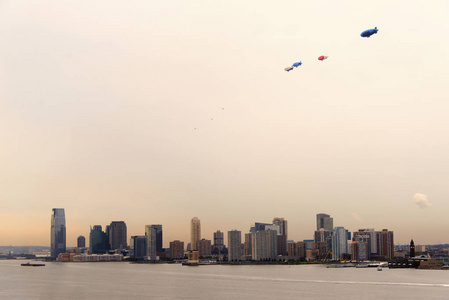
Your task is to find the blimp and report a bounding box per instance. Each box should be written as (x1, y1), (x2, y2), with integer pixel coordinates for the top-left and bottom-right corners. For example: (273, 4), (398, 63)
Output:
(360, 27), (378, 38)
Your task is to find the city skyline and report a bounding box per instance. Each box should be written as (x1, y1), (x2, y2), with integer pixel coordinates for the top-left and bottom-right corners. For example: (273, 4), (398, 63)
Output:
(2, 1), (449, 246)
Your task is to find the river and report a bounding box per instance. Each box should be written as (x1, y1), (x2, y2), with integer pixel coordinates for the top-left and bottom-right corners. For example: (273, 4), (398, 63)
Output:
(1, 260), (448, 299)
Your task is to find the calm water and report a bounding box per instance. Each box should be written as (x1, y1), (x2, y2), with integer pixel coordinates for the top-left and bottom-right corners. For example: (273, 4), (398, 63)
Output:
(1, 260), (449, 299)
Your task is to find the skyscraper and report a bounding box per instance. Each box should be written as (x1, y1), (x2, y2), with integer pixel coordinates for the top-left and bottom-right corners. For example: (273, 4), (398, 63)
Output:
(51, 208), (66, 259)
(316, 213), (333, 231)
(228, 230), (242, 261)
(77, 235), (86, 248)
(109, 221), (127, 251)
(251, 229), (277, 261)
(376, 229), (394, 259)
(130, 236), (147, 259)
(190, 217), (201, 251)
(90, 225), (110, 254)
(331, 226), (350, 260)
(213, 230), (224, 251)
(145, 224), (163, 257)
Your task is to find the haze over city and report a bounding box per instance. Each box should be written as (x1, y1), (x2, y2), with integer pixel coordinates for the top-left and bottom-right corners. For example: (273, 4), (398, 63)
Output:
(1, 1), (449, 247)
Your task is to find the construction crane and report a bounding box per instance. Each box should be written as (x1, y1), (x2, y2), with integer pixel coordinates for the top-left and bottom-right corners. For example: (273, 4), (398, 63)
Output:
(323, 249), (342, 261)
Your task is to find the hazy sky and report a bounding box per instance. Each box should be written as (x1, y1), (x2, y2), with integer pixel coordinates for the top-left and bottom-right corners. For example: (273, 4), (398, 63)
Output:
(1, 1), (449, 247)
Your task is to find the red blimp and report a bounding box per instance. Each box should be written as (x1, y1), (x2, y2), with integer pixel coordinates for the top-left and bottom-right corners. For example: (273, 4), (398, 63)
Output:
(318, 55), (329, 61)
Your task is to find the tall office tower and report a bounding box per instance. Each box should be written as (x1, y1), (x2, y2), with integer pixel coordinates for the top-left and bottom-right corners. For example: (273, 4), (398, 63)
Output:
(331, 226), (350, 260)
(272, 218), (288, 237)
(244, 233), (252, 257)
(130, 236), (147, 259)
(89, 225), (110, 254)
(145, 225), (163, 257)
(170, 240), (185, 259)
(190, 217), (201, 251)
(354, 228), (377, 255)
(228, 230), (242, 261)
(251, 229), (277, 261)
(51, 208), (66, 259)
(410, 240), (415, 257)
(213, 230), (225, 251)
(77, 235), (86, 248)
(351, 235), (371, 260)
(109, 221), (127, 251)
(316, 213), (333, 231)
(376, 229), (394, 259)
(198, 239), (211, 256)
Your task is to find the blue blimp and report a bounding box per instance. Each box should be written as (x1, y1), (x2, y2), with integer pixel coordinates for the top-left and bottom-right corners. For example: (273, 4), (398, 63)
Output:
(361, 27), (378, 38)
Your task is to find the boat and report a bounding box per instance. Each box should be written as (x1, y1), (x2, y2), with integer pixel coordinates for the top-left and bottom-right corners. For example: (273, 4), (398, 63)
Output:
(21, 262), (45, 267)
(377, 267), (382, 271)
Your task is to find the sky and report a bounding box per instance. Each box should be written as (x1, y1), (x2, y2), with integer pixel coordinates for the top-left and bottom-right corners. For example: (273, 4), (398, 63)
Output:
(1, 0), (449, 247)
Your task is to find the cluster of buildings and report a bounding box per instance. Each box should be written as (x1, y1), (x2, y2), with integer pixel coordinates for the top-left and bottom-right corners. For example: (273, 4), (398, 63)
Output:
(50, 208), (396, 263)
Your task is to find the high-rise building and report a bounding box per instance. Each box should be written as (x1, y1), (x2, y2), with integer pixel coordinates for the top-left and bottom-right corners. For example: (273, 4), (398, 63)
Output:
(376, 229), (394, 259)
(213, 230), (224, 251)
(288, 241), (306, 259)
(190, 217), (201, 251)
(244, 233), (252, 258)
(109, 221), (127, 251)
(90, 225), (110, 254)
(354, 228), (377, 255)
(51, 208), (66, 259)
(251, 229), (277, 261)
(77, 235), (86, 248)
(170, 240), (185, 259)
(316, 213), (333, 231)
(331, 226), (350, 260)
(351, 235), (371, 260)
(272, 218), (288, 237)
(130, 236), (146, 259)
(145, 224), (163, 257)
(198, 239), (211, 257)
(228, 230), (241, 261)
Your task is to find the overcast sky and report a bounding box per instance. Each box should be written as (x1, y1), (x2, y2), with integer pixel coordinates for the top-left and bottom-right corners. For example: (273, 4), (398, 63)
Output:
(1, 1), (449, 247)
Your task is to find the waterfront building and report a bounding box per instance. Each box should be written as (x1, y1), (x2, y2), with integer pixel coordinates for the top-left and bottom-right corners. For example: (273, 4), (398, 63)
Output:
(109, 221), (127, 251)
(77, 235), (86, 248)
(228, 230), (241, 261)
(251, 230), (277, 261)
(316, 213), (333, 231)
(213, 230), (225, 251)
(287, 241), (306, 259)
(198, 239), (211, 257)
(331, 227), (350, 260)
(89, 225), (110, 254)
(272, 218), (288, 256)
(354, 228), (377, 255)
(57, 252), (75, 262)
(376, 229), (394, 259)
(130, 236), (147, 259)
(145, 225), (163, 257)
(51, 208), (66, 259)
(73, 254), (123, 262)
(351, 235), (371, 260)
(190, 217), (201, 251)
(169, 240), (184, 259)
(272, 218), (288, 237)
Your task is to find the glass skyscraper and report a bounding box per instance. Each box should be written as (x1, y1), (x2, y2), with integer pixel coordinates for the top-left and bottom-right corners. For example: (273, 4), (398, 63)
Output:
(51, 208), (66, 259)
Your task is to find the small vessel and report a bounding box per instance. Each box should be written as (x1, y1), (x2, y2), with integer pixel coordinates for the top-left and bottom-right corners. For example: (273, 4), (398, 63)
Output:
(21, 262), (45, 267)
(377, 266), (382, 271)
